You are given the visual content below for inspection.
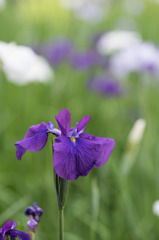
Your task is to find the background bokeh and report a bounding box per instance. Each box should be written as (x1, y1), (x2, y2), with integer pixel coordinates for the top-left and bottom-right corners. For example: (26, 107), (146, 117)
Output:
(1, 0), (159, 239)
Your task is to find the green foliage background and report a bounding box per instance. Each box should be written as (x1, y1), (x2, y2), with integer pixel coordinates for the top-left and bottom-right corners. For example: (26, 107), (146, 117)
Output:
(0, 0), (159, 239)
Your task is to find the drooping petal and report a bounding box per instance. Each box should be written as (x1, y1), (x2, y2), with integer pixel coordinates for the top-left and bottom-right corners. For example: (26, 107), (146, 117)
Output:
(80, 133), (115, 167)
(77, 115), (91, 133)
(55, 109), (71, 136)
(24, 122), (48, 138)
(14, 122), (48, 160)
(53, 135), (115, 180)
(8, 230), (31, 240)
(15, 134), (48, 157)
(15, 145), (26, 161)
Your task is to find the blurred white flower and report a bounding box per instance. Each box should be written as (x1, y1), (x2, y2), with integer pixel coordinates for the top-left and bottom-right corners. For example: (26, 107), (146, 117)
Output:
(110, 42), (159, 77)
(75, 2), (104, 23)
(128, 119), (146, 146)
(153, 200), (159, 217)
(0, 0), (6, 10)
(60, 0), (108, 23)
(97, 30), (141, 55)
(120, 118), (146, 176)
(0, 42), (53, 85)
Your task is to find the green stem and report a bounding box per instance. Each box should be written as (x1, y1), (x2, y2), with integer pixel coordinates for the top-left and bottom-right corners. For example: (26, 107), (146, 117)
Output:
(51, 136), (67, 240)
(29, 232), (35, 240)
(59, 208), (64, 240)
(90, 173), (99, 240)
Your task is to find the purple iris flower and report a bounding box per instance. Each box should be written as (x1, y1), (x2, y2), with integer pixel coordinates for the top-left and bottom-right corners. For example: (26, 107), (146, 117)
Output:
(15, 109), (115, 181)
(45, 39), (73, 66)
(0, 220), (31, 240)
(25, 203), (43, 233)
(88, 75), (123, 96)
(14, 121), (59, 160)
(53, 109), (115, 180)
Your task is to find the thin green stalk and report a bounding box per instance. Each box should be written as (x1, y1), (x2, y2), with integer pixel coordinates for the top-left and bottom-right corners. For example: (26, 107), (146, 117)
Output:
(59, 208), (64, 240)
(51, 136), (67, 240)
(29, 232), (35, 240)
(90, 173), (99, 240)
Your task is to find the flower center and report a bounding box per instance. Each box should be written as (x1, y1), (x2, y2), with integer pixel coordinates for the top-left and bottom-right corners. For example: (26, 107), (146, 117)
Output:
(70, 137), (76, 143)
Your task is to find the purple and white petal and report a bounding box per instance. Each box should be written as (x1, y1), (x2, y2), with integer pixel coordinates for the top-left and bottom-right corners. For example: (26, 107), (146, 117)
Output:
(27, 217), (37, 233)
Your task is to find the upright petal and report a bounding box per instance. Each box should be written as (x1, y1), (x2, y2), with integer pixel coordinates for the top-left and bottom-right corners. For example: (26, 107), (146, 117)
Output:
(53, 135), (115, 180)
(77, 115), (91, 133)
(14, 122), (48, 160)
(55, 109), (71, 136)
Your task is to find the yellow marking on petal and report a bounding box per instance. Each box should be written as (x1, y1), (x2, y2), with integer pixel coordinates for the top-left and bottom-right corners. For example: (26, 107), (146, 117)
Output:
(70, 137), (76, 143)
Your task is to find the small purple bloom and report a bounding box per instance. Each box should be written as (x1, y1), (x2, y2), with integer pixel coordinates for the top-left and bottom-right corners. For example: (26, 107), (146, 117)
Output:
(0, 220), (31, 240)
(88, 75), (123, 96)
(38, 39), (73, 66)
(70, 49), (108, 70)
(14, 121), (56, 160)
(53, 109), (115, 180)
(32, 203), (43, 222)
(25, 203), (43, 233)
(70, 50), (97, 70)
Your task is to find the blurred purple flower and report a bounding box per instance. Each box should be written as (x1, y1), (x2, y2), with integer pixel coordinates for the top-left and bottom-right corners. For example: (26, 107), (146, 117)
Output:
(25, 203), (43, 233)
(53, 109), (115, 180)
(14, 121), (59, 160)
(70, 49), (108, 70)
(0, 220), (31, 240)
(88, 75), (123, 96)
(33, 39), (73, 66)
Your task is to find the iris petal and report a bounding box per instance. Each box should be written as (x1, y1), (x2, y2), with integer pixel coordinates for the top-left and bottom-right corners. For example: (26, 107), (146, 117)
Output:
(77, 115), (91, 133)
(15, 122), (48, 160)
(2, 220), (13, 237)
(53, 135), (115, 180)
(55, 109), (71, 136)
(9, 230), (31, 240)
(80, 133), (115, 167)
